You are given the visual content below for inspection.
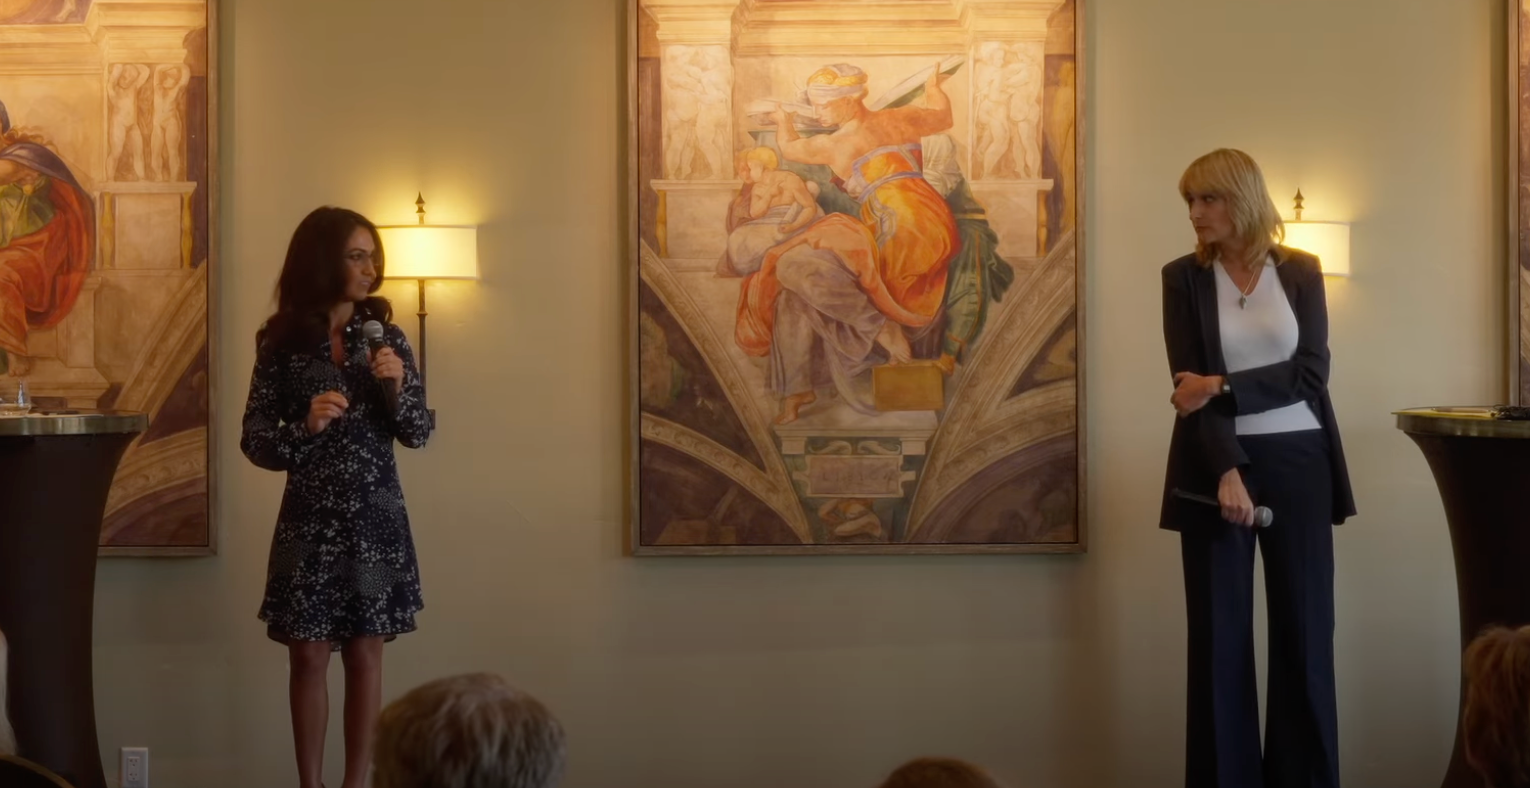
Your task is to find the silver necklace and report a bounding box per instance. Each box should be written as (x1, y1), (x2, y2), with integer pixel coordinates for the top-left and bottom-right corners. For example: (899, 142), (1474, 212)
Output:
(1236, 263), (1261, 309)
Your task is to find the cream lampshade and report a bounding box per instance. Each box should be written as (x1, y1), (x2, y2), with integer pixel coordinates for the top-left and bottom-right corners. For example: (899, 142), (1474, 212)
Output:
(1283, 190), (1350, 277)
(375, 194), (479, 415)
(375, 225), (479, 280)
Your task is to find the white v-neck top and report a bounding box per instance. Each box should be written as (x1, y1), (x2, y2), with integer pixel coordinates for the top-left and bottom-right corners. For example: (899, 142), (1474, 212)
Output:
(1214, 256), (1323, 435)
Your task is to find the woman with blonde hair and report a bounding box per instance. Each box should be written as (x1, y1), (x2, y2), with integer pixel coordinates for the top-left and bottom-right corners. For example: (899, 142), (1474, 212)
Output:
(1159, 148), (1355, 788)
(1463, 624), (1530, 788)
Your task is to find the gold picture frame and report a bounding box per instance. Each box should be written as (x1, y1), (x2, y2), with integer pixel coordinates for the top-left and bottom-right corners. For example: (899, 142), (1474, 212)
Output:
(1513, 0), (1530, 405)
(0, 0), (218, 556)
(627, 0), (1086, 555)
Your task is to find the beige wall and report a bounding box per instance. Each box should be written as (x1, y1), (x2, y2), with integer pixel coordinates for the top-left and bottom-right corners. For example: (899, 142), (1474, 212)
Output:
(82, 0), (1502, 786)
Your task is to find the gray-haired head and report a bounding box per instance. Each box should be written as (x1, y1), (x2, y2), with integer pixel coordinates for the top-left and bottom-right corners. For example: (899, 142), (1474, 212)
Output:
(374, 673), (567, 788)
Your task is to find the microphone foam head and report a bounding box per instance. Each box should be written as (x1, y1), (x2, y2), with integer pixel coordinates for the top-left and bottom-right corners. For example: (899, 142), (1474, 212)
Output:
(1254, 506), (1274, 528)
(362, 320), (385, 344)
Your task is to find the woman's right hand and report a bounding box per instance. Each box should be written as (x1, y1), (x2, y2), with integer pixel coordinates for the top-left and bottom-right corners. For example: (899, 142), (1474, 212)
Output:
(1218, 467), (1255, 527)
(306, 391), (348, 435)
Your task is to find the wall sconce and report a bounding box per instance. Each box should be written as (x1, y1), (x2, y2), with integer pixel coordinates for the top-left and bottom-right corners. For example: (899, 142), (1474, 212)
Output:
(1283, 189), (1350, 277)
(376, 194), (479, 416)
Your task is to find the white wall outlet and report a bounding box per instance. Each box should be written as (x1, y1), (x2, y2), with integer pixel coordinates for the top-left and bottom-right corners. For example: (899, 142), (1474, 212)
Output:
(119, 747), (148, 788)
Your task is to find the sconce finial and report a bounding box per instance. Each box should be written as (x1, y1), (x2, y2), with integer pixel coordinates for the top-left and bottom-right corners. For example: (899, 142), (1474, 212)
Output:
(1293, 189), (1305, 222)
(415, 193), (427, 226)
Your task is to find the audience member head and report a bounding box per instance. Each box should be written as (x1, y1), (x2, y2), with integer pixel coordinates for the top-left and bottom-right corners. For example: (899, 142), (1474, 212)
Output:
(876, 757), (1006, 788)
(1465, 625), (1530, 788)
(373, 672), (565, 788)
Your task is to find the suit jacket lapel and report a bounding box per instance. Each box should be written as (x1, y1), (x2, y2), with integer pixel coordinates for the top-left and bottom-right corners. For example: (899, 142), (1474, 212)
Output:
(1274, 250), (1301, 308)
(1193, 263), (1225, 374)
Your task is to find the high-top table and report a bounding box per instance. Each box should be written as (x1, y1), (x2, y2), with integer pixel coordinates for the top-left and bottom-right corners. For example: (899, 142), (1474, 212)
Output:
(0, 411), (146, 788)
(1397, 407), (1530, 788)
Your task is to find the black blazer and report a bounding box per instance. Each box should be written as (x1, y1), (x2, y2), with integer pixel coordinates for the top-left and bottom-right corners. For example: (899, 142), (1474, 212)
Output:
(1159, 248), (1356, 530)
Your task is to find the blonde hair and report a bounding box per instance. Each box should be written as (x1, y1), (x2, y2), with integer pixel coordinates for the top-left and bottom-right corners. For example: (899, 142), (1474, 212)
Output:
(0, 628), (14, 757)
(373, 673), (566, 788)
(1464, 625), (1530, 788)
(1178, 148), (1285, 267)
(744, 147), (778, 170)
(877, 757), (1007, 788)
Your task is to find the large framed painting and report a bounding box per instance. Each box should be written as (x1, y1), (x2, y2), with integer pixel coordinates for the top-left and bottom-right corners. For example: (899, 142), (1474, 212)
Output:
(628, 0), (1085, 554)
(0, 0), (216, 556)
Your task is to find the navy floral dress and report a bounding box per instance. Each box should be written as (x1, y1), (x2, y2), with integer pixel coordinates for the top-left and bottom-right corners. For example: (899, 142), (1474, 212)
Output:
(240, 313), (432, 649)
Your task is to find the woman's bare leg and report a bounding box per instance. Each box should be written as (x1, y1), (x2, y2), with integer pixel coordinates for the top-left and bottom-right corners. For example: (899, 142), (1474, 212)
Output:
(339, 637), (385, 788)
(288, 640), (332, 788)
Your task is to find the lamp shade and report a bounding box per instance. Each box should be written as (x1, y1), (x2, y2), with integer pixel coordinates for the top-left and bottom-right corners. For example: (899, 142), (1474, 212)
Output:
(1284, 221), (1350, 277)
(377, 225), (479, 280)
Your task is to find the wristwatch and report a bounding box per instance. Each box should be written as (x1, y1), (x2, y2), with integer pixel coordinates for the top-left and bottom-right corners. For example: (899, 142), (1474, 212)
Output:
(1220, 379), (1232, 396)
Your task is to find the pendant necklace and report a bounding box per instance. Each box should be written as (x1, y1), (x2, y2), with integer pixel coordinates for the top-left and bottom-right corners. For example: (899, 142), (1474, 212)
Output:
(1237, 263), (1260, 309)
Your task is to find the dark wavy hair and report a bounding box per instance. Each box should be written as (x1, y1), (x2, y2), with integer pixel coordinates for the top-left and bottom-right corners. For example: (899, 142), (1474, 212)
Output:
(257, 206), (392, 354)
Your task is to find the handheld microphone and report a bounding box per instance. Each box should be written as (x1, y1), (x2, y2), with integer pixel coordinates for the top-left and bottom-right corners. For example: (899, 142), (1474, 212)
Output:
(1172, 487), (1273, 528)
(361, 320), (398, 414)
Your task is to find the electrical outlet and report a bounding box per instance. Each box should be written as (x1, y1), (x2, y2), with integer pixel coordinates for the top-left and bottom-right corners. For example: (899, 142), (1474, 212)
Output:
(119, 747), (148, 788)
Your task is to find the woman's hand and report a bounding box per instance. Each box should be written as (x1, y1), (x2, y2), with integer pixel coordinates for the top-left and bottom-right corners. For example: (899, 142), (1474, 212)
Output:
(771, 104), (793, 129)
(1171, 372), (1223, 417)
(306, 391), (348, 435)
(370, 347), (404, 387)
(1218, 467), (1256, 527)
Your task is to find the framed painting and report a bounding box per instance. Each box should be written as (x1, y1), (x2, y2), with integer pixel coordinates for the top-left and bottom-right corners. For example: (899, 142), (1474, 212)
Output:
(628, 0), (1084, 555)
(0, 0), (216, 556)
(1516, 0), (1530, 404)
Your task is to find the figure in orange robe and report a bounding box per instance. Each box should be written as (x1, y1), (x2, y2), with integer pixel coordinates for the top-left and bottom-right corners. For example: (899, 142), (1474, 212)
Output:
(735, 63), (959, 424)
(0, 107), (94, 377)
